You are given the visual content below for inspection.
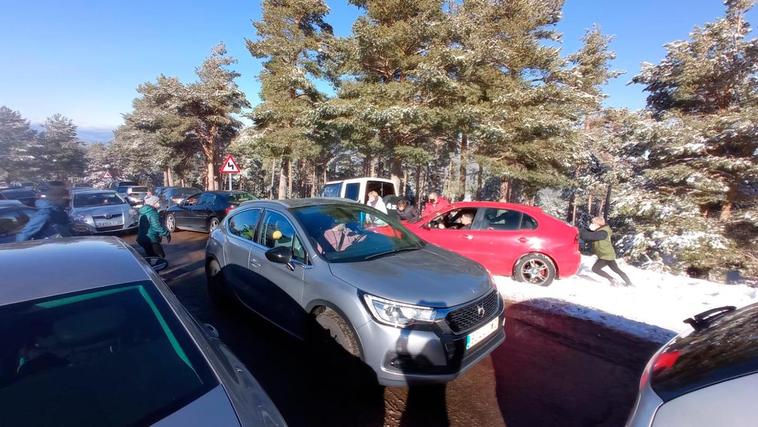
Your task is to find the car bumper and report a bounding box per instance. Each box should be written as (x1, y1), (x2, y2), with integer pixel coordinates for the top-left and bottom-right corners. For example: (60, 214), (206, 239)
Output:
(72, 221), (138, 234)
(356, 299), (506, 387)
(554, 250), (581, 278)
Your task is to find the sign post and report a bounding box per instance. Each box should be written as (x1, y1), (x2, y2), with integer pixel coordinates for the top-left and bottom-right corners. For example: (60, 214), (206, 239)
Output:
(219, 155), (241, 191)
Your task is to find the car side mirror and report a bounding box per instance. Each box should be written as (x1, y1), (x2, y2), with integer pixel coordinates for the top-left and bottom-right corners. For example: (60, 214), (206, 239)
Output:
(265, 246), (292, 264)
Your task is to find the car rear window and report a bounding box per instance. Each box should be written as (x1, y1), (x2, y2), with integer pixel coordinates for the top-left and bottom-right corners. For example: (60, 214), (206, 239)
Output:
(0, 281), (217, 426)
(129, 187), (148, 193)
(226, 192), (255, 204)
(321, 183), (341, 198)
(73, 192), (126, 208)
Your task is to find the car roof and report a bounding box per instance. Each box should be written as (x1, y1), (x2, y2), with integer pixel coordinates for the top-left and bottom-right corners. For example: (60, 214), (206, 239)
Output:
(0, 200), (27, 208)
(448, 201), (545, 213)
(242, 197), (358, 209)
(325, 177), (394, 185)
(0, 237), (152, 306)
(71, 189), (117, 195)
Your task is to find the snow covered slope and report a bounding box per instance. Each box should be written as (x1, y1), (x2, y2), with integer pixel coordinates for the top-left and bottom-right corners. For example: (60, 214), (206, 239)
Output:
(495, 256), (758, 344)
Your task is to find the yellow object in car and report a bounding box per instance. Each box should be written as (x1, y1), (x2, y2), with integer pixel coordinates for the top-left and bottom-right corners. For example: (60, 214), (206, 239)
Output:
(272, 230), (282, 240)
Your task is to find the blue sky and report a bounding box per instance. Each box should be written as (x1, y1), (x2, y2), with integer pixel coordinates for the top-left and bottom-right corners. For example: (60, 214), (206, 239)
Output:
(1, 0), (754, 130)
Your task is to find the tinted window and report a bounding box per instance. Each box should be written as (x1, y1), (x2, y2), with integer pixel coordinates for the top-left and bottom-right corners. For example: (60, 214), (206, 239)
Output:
(228, 209), (262, 241)
(365, 181), (395, 203)
(521, 214), (538, 230)
(259, 211), (305, 262)
(129, 187), (148, 193)
(0, 281), (217, 426)
(428, 208), (477, 230)
(225, 192), (255, 204)
(184, 195), (199, 206)
(0, 190), (35, 200)
(481, 208), (522, 230)
(321, 183), (341, 198)
(73, 192), (126, 208)
(344, 183), (360, 201)
(292, 204), (424, 263)
(116, 186), (128, 193)
(197, 193), (216, 205)
(0, 208), (33, 235)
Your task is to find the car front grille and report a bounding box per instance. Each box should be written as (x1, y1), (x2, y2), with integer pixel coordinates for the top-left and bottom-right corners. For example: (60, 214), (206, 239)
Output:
(96, 225), (124, 232)
(92, 213), (123, 220)
(446, 290), (500, 334)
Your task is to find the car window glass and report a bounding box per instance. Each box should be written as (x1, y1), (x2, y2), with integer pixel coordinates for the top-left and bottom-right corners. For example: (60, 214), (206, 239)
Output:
(0, 281), (217, 426)
(344, 183), (360, 201)
(0, 209), (32, 235)
(481, 208), (523, 230)
(521, 214), (538, 230)
(184, 195), (199, 206)
(228, 209), (262, 241)
(73, 192), (126, 208)
(259, 211), (305, 262)
(197, 194), (215, 205)
(321, 183), (341, 198)
(428, 208), (478, 230)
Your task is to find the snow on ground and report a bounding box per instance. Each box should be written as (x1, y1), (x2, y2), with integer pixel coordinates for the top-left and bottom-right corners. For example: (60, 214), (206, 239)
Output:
(495, 256), (758, 344)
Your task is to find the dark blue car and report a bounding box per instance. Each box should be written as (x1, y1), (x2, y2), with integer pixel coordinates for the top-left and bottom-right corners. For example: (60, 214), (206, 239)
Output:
(164, 191), (255, 233)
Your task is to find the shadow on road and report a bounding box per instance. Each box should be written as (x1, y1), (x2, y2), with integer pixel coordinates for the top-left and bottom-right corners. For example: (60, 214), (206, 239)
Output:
(493, 300), (664, 427)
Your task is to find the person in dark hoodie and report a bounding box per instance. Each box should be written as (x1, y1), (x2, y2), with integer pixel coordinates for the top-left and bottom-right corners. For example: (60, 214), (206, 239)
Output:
(15, 187), (72, 241)
(137, 195), (171, 258)
(580, 216), (633, 286)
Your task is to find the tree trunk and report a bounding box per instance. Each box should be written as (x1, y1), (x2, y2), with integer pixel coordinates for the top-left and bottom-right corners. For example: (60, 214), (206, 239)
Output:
(269, 159), (276, 199)
(720, 185), (738, 221)
(390, 157), (403, 196)
(310, 166), (317, 197)
(363, 155), (372, 176)
(476, 164), (483, 200)
(587, 194), (593, 217)
(603, 184), (612, 221)
(567, 191), (576, 223)
(499, 179), (510, 202)
(414, 166), (422, 207)
(402, 169), (408, 197)
(277, 158), (288, 200)
(287, 159), (293, 198)
(206, 162), (217, 191)
(459, 133), (468, 200)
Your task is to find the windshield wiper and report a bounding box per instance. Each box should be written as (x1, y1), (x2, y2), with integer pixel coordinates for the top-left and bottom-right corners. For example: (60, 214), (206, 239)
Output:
(363, 246), (421, 260)
(684, 306), (736, 331)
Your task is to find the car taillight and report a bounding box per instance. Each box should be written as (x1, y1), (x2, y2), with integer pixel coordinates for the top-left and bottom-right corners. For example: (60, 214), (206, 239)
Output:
(225, 205), (237, 214)
(640, 350), (680, 390)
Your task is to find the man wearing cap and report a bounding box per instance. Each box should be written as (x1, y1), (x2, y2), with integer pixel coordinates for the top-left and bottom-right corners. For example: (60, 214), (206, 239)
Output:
(15, 187), (72, 242)
(137, 195), (171, 258)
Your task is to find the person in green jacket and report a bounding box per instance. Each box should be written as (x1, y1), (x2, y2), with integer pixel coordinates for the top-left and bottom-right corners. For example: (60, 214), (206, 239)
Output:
(580, 216), (633, 286)
(137, 195), (171, 258)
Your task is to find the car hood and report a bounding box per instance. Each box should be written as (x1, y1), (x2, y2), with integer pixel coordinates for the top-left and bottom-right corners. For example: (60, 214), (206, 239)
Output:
(70, 204), (131, 217)
(328, 244), (493, 308)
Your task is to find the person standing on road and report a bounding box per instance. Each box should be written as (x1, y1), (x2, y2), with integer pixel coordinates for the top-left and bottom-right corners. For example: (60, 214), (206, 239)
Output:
(396, 199), (418, 221)
(421, 192), (450, 217)
(15, 187), (72, 241)
(580, 216), (633, 286)
(137, 195), (171, 258)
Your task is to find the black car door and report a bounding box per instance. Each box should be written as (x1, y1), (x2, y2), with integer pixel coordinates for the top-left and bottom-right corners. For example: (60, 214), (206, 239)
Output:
(191, 193), (217, 230)
(173, 194), (199, 229)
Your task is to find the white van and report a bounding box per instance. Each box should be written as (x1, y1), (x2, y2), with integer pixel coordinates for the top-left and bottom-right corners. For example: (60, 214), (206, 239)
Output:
(320, 177), (398, 203)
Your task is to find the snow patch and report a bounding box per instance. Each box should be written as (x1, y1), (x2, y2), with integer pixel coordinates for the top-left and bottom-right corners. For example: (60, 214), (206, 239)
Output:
(495, 256), (758, 343)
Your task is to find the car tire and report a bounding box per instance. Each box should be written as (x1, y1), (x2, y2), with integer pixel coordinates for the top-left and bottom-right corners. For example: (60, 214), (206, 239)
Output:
(165, 213), (178, 232)
(208, 216), (220, 232)
(314, 308), (361, 359)
(206, 259), (232, 307)
(514, 253), (556, 286)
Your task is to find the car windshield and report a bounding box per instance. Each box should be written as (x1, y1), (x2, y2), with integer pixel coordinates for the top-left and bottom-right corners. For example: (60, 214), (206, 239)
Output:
(320, 183), (341, 198)
(129, 187), (148, 193)
(291, 204), (424, 263)
(226, 192), (255, 203)
(0, 281), (217, 426)
(73, 192), (126, 208)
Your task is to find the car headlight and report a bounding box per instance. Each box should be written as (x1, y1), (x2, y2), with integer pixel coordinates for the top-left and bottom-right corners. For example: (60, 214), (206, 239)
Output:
(363, 294), (436, 327)
(72, 214), (95, 225)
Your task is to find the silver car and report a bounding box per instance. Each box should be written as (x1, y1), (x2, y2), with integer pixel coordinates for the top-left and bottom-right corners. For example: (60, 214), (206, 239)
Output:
(70, 189), (139, 234)
(627, 304), (758, 427)
(206, 198), (505, 387)
(0, 237), (286, 426)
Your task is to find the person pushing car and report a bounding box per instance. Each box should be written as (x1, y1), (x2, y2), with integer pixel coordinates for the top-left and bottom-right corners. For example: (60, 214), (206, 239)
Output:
(137, 195), (171, 258)
(581, 216), (633, 286)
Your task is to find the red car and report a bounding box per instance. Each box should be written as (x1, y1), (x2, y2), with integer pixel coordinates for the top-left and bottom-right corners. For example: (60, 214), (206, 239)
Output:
(405, 201), (580, 286)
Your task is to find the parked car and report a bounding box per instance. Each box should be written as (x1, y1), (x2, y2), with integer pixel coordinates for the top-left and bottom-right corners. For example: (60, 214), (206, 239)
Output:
(0, 237), (286, 426)
(0, 200), (35, 244)
(69, 189), (139, 234)
(320, 177), (398, 204)
(158, 186), (202, 212)
(0, 188), (37, 207)
(205, 198), (505, 386)
(627, 304), (758, 427)
(38, 180), (66, 193)
(404, 201), (580, 286)
(115, 185), (149, 207)
(165, 191), (255, 233)
(109, 180), (139, 189)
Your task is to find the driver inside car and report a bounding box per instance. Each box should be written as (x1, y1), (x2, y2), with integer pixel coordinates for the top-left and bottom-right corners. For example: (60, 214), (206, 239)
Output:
(320, 220), (365, 253)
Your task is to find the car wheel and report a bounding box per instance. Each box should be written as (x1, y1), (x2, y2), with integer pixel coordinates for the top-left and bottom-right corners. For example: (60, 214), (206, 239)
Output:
(208, 217), (220, 232)
(206, 259), (232, 307)
(314, 308), (361, 358)
(514, 253), (556, 286)
(165, 213), (178, 232)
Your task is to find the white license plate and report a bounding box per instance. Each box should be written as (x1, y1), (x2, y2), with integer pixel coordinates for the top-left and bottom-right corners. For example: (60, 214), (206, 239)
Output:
(465, 317), (500, 350)
(96, 220), (120, 228)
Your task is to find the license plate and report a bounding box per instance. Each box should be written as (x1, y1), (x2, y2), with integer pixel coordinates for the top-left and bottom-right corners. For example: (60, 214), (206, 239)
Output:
(465, 317), (500, 350)
(96, 220), (120, 228)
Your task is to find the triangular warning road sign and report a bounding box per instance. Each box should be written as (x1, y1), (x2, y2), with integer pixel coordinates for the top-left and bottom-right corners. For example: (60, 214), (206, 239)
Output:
(219, 155), (241, 174)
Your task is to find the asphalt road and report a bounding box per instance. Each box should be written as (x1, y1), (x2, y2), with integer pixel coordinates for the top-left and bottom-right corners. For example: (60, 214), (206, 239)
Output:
(125, 231), (659, 427)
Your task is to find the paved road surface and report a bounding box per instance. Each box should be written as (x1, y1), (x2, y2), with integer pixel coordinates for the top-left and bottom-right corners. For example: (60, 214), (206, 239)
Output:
(125, 231), (659, 427)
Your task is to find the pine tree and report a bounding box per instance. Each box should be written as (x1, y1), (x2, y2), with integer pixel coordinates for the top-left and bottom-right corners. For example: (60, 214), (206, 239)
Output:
(246, 0), (333, 199)
(33, 114), (87, 181)
(0, 106), (37, 181)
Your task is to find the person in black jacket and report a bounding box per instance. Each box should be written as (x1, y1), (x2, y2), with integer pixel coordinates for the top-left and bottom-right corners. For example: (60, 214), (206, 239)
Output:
(396, 199), (418, 221)
(580, 216), (633, 286)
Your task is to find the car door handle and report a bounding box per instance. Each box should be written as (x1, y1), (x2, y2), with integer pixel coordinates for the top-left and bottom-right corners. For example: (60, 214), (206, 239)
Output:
(518, 237), (528, 243)
(464, 234), (474, 240)
(249, 258), (262, 269)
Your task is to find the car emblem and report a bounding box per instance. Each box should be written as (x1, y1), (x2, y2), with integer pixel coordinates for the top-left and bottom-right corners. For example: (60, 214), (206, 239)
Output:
(477, 304), (485, 318)
(104, 213), (112, 219)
